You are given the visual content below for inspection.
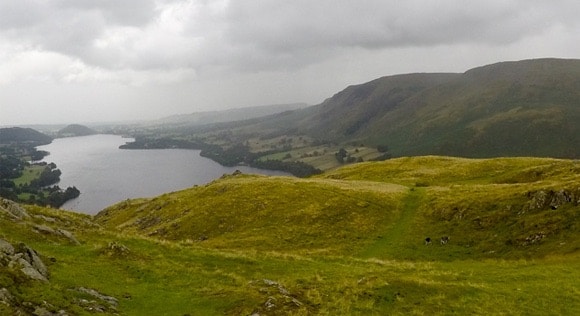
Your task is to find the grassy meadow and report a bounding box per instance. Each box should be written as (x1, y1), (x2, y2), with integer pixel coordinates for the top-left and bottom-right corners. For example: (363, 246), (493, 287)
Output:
(1, 156), (579, 315)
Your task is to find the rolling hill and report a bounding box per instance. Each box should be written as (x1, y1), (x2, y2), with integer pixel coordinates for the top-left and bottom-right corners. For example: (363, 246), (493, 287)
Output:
(0, 127), (53, 145)
(57, 124), (97, 138)
(1, 156), (580, 314)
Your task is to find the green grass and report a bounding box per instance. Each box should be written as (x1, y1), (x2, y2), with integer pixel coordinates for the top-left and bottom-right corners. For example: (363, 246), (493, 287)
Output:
(13, 165), (45, 186)
(4, 220), (579, 315)
(360, 188), (425, 259)
(1, 156), (580, 314)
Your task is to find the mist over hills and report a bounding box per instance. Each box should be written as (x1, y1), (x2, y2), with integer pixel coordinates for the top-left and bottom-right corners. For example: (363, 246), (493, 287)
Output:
(152, 103), (309, 127)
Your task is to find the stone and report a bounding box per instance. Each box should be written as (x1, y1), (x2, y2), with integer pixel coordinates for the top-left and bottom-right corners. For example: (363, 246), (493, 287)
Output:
(0, 239), (15, 256)
(0, 198), (30, 220)
(15, 243), (49, 280)
(17, 259), (49, 282)
(57, 229), (80, 245)
(33, 224), (58, 235)
(0, 288), (15, 306)
(34, 215), (57, 223)
(77, 287), (118, 307)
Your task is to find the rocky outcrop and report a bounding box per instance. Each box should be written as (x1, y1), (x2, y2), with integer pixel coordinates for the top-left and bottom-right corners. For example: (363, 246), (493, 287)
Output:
(73, 287), (118, 313)
(0, 286), (70, 315)
(524, 188), (580, 212)
(0, 198), (30, 220)
(32, 225), (80, 245)
(247, 279), (305, 315)
(0, 239), (49, 282)
(0, 287), (15, 306)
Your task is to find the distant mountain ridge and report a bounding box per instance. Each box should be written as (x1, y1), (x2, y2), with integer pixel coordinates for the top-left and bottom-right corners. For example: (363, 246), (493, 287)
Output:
(243, 58), (580, 158)
(153, 103), (309, 127)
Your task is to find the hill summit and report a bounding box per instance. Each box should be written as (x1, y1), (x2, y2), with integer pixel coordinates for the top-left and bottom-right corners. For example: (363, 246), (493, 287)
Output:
(57, 124), (97, 138)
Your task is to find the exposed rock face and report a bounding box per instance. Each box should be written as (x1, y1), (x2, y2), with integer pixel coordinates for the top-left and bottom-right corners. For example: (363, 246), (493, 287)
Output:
(524, 188), (580, 212)
(0, 239), (49, 282)
(0, 198), (30, 220)
(32, 225), (80, 245)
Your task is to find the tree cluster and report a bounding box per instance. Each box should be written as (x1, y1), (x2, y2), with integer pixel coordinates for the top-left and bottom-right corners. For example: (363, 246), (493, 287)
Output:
(0, 142), (80, 208)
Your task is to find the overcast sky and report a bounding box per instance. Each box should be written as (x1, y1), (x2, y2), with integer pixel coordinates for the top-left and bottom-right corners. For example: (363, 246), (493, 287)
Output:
(1, 0), (579, 125)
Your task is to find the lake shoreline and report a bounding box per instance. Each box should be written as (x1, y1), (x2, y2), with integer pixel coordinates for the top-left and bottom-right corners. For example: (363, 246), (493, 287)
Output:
(37, 134), (291, 214)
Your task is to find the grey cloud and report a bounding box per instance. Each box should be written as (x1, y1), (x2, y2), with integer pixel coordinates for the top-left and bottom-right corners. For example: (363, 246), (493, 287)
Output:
(226, 1), (543, 50)
(0, 0), (50, 30)
(222, 0), (580, 71)
(1, 0), (579, 78)
(55, 0), (159, 27)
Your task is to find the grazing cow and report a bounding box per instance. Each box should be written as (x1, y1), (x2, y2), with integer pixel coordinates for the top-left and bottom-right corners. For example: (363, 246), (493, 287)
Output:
(424, 237), (432, 245)
(440, 236), (449, 245)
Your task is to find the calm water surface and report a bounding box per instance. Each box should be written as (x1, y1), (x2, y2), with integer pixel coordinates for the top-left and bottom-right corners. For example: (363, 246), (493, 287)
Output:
(37, 134), (290, 214)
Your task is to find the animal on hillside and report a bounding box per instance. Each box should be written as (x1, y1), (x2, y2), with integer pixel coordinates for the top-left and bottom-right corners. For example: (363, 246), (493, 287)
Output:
(424, 237), (432, 245)
(440, 236), (449, 245)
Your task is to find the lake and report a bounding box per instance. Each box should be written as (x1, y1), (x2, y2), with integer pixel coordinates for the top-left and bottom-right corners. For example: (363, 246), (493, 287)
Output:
(37, 134), (290, 214)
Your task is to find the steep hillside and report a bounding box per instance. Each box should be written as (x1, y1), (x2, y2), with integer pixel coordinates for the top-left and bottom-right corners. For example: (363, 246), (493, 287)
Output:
(296, 73), (459, 139)
(367, 58), (580, 157)
(294, 58), (580, 157)
(205, 58), (580, 159)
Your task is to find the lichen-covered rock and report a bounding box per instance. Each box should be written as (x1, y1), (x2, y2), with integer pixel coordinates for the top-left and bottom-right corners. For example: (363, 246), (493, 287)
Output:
(56, 229), (80, 245)
(0, 288), (15, 306)
(2, 242), (50, 282)
(0, 198), (30, 220)
(0, 239), (15, 256)
(77, 287), (118, 307)
(32, 225), (81, 245)
(16, 243), (48, 279)
(524, 188), (580, 212)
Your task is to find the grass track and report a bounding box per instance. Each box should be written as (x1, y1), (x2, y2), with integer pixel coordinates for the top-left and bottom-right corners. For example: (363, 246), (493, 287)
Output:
(360, 187), (425, 259)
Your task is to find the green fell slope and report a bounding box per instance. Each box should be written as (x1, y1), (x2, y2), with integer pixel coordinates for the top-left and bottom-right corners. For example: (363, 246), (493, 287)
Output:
(97, 156), (580, 260)
(209, 58), (580, 159)
(96, 174), (407, 255)
(2, 156), (580, 315)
